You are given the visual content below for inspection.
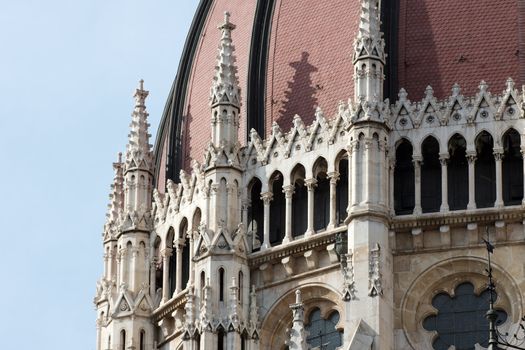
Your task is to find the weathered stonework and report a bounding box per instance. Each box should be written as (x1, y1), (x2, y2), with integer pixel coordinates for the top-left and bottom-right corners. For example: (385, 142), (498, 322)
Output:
(95, 1), (525, 349)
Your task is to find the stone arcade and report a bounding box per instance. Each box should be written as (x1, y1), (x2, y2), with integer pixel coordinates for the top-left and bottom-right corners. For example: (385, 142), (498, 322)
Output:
(94, 1), (525, 349)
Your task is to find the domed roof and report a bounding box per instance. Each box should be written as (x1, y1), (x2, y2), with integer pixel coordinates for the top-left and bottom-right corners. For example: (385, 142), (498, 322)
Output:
(154, 0), (522, 187)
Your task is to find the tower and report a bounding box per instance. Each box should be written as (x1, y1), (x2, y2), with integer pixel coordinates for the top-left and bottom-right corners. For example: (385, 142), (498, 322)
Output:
(95, 81), (155, 350)
(346, 0), (393, 348)
(188, 12), (254, 350)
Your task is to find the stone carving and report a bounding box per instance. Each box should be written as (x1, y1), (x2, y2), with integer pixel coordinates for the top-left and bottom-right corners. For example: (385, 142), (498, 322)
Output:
(368, 243), (383, 297)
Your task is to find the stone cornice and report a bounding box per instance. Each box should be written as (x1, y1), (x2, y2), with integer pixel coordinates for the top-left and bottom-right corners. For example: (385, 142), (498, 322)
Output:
(152, 290), (188, 322)
(391, 205), (525, 230)
(248, 226), (345, 268)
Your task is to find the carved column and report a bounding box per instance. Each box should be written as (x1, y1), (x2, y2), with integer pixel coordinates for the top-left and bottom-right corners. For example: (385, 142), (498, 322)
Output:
(305, 178), (317, 237)
(327, 172), (339, 230)
(364, 138), (373, 204)
(203, 187), (211, 227)
(351, 141), (359, 207)
(467, 152), (477, 210)
(347, 147), (352, 214)
(413, 155), (422, 215)
(378, 140), (387, 206)
(119, 248), (127, 287)
(283, 185), (295, 243)
(439, 154), (449, 212)
(103, 251), (109, 280)
(494, 149), (504, 208)
(389, 158), (395, 215)
(161, 248), (172, 303)
(189, 231), (195, 285)
(130, 247), (139, 291)
(260, 192), (273, 250)
(175, 241), (183, 294)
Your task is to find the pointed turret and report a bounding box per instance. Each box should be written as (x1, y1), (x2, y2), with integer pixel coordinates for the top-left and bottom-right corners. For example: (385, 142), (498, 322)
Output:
(353, 0), (385, 101)
(125, 79), (153, 174)
(209, 12), (241, 147)
(286, 290), (308, 350)
(105, 152), (124, 236)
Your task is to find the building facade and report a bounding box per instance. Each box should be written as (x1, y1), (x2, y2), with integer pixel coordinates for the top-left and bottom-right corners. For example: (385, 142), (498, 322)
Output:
(94, 1), (525, 349)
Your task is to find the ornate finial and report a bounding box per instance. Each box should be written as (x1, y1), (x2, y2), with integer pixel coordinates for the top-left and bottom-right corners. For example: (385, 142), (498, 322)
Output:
(479, 80), (488, 92)
(398, 88), (408, 101)
(295, 289), (302, 304)
(126, 80), (152, 173)
(105, 152), (125, 228)
(425, 86), (434, 98)
(506, 77), (515, 92)
(354, 0), (385, 64)
(286, 289), (308, 350)
(451, 83), (461, 97)
(118, 152), (122, 163)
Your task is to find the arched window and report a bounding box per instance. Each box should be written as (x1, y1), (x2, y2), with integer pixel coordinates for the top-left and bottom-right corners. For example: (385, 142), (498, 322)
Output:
(154, 237), (163, 291)
(313, 158), (330, 231)
(139, 330), (145, 350)
(248, 178), (264, 251)
(503, 129), (523, 205)
(421, 136), (441, 213)
(292, 164), (307, 237)
(336, 154), (349, 225)
(200, 271), (205, 296)
(475, 131), (496, 208)
(305, 309), (343, 350)
(394, 139), (415, 214)
(423, 282), (507, 350)
(167, 227), (176, 297)
(180, 218), (190, 290)
(120, 330), (126, 350)
(269, 172), (285, 245)
(217, 326), (225, 350)
(241, 330), (248, 350)
(238, 271), (244, 306)
(448, 134), (468, 210)
(219, 268), (225, 302)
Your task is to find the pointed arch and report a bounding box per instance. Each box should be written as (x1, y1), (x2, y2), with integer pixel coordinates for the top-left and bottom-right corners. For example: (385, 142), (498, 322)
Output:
(179, 217), (190, 291)
(291, 164), (307, 237)
(448, 133), (468, 210)
(475, 130), (496, 208)
(167, 227), (177, 297)
(335, 150), (349, 225)
(313, 157), (330, 231)
(248, 177), (264, 251)
(502, 128), (523, 205)
(269, 171), (285, 246)
(218, 267), (225, 302)
(394, 138), (415, 214)
(421, 136), (441, 213)
(154, 236), (163, 291)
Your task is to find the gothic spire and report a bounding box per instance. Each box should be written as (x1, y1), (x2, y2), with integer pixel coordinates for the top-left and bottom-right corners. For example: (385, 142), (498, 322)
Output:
(104, 152), (124, 236)
(286, 290), (308, 350)
(353, 0), (385, 64)
(125, 79), (153, 173)
(210, 12), (241, 109)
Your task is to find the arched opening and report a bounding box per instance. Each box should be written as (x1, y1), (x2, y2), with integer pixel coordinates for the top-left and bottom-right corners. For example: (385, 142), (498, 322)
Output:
(217, 326), (226, 350)
(192, 208), (202, 233)
(291, 164), (308, 237)
(219, 268), (225, 302)
(248, 178), (264, 251)
(503, 129), (523, 205)
(167, 227), (176, 297)
(139, 330), (145, 350)
(313, 158), (330, 231)
(305, 309), (343, 350)
(336, 153), (349, 225)
(200, 271), (205, 297)
(475, 131), (496, 208)
(120, 330), (126, 350)
(394, 139), (415, 214)
(269, 172), (285, 245)
(421, 136), (441, 213)
(448, 134), (468, 210)
(154, 237), (162, 292)
(180, 218), (190, 290)
(238, 270), (244, 306)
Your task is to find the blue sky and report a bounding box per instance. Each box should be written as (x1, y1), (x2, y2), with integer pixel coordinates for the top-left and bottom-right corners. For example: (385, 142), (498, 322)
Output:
(0, 1), (198, 348)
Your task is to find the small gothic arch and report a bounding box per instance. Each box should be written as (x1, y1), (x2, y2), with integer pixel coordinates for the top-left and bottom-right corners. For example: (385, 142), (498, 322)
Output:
(335, 150), (349, 225)
(291, 164), (307, 237)
(248, 177), (264, 251)
(139, 329), (146, 350)
(167, 227), (176, 297)
(218, 267), (225, 302)
(313, 157), (330, 231)
(154, 236), (162, 291)
(269, 171), (285, 246)
(502, 128), (523, 205)
(180, 217), (190, 290)
(475, 130), (496, 208)
(448, 133), (468, 210)
(394, 138), (415, 214)
(421, 136), (441, 213)
(238, 270), (244, 306)
(120, 329), (126, 350)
